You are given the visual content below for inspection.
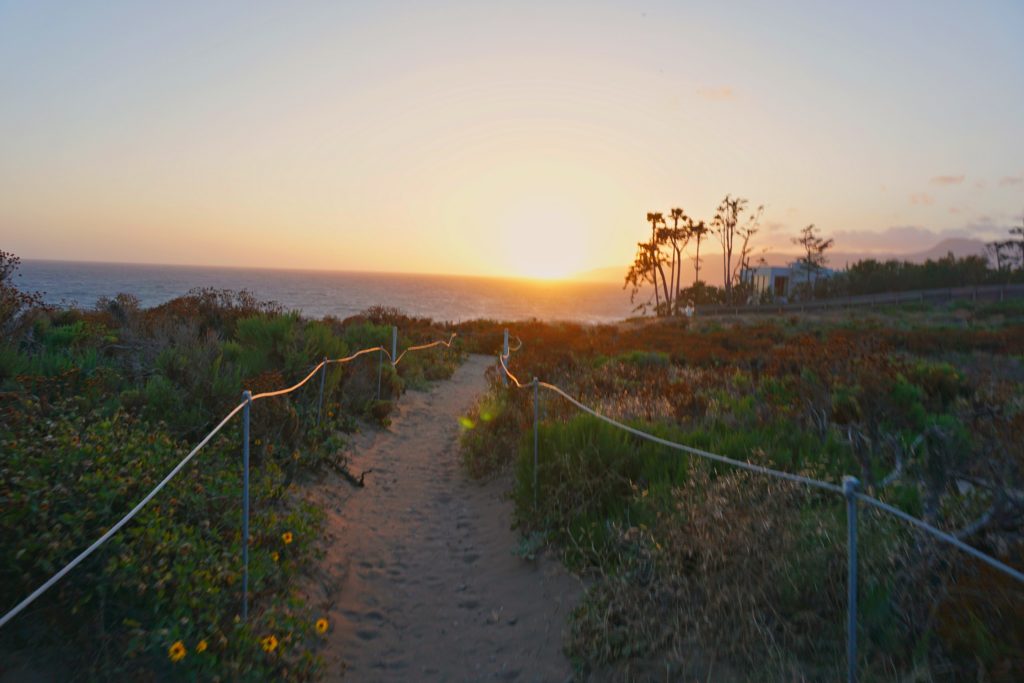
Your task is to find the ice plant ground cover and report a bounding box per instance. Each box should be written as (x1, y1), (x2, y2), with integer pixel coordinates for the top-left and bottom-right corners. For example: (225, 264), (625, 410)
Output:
(457, 304), (1024, 681)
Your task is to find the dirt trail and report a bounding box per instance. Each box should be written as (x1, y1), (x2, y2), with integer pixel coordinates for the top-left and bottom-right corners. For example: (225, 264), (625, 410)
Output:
(305, 354), (580, 682)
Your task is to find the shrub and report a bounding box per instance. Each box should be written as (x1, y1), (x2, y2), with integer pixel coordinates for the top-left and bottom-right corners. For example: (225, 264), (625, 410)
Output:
(459, 315), (1024, 679)
(0, 399), (324, 680)
(0, 284), (464, 678)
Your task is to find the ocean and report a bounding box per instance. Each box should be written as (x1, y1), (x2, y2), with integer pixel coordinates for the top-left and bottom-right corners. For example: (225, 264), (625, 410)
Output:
(17, 260), (634, 323)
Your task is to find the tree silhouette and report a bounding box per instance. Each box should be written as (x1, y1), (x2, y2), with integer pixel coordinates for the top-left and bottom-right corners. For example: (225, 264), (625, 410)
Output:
(1, 250), (45, 331)
(690, 219), (709, 286)
(664, 208), (693, 315)
(629, 197), (765, 312)
(1009, 213), (1024, 269)
(645, 212), (670, 311)
(792, 224), (834, 294)
(987, 241), (1010, 272)
(624, 240), (660, 315)
(713, 195), (762, 303)
(732, 211), (762, 290)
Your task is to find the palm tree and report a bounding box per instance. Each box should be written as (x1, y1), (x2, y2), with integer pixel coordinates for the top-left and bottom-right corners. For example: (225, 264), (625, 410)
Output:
(666, 208), (694, 315)
(691, 219), (709, 286)
(646, 212), (667, 313)
(668, 208), (683, 314)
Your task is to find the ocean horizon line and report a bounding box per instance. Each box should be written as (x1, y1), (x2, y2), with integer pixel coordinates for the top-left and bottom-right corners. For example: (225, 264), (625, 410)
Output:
(21, 257), (587, 286)
(16, 259), (635, 324)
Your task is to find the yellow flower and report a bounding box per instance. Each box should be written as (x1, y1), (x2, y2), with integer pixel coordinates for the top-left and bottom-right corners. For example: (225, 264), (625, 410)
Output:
(168, 640), (186, 662)
(315, 618), (329, 634)
(255, 438), (262, 446)
(292, 450), (300, 461)
(260, 634), (278, 653)
(281, 532), (293, 545)
(196, 639), (208, 653)
(271, 551), (279, 562)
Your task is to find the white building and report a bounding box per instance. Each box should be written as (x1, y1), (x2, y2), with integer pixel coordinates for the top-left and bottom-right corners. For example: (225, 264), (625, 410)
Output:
(742, 262), (835, 300)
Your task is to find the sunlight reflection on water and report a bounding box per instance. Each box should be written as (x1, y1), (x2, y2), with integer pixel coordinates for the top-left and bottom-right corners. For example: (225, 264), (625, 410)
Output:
(20, 261), (634, 323)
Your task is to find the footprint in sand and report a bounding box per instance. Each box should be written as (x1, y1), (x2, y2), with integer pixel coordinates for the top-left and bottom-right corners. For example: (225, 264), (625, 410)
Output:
(307, 355), (580, 682)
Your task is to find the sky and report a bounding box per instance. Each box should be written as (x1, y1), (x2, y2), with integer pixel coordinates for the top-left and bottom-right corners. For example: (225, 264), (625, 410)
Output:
(1, 0), (1022, 279)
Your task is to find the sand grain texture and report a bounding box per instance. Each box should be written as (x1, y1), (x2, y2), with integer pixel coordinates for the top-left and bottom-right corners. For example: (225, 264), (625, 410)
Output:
(305, 354), (579, 682)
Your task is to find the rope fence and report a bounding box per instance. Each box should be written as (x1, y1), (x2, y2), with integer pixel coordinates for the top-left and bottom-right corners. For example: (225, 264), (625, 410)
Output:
(0, 327), (457, 631)
(497, 329), (1023, 683)
(6, 321), (1018, 681)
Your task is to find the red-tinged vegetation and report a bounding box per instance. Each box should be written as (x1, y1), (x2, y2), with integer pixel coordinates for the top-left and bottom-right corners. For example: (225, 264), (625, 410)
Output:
(457, 309), (1024, 681)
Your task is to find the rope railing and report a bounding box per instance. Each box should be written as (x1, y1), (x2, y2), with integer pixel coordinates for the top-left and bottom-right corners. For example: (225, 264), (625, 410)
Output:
(855, 493), (1024, 583)
(391, 333), (458, 366)
(0, 401), (247, 630)
(538, 379), (844, 495)
(496, 329), (1024, 683)
(0, 328), (458, 631)
(250, 360), (331, 401)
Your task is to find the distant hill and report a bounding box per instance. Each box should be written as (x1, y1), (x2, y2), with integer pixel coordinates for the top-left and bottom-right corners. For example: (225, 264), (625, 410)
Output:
(906, 238), (988, 261)
(572, 238), (989, 286)
(573, 266), (631, 283)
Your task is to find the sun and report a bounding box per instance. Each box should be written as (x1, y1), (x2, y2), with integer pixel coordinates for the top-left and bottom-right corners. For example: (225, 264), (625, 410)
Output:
(496, 201), (589, 280)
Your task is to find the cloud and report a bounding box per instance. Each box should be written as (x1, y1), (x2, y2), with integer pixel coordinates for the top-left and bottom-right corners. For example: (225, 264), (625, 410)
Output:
(930, 175), (965, 185)
(909, 192), (934, 205)
(764, 221), (787, 233)
(832, 226), (960, 251)
(830, 224), (1004, 253)
(696, 86), (734, 101)
(999, 175), (1023, 186)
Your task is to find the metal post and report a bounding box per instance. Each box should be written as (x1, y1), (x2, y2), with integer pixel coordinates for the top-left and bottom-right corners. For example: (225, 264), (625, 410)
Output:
(316, 357), (327, 425)
(502, 329), (509, 387)
(241, 390), (252, 621)
(843, 475), (860, 683)
(377, 348), (383, 400)
(533, 377), (539, 509)
(392, 326), (398, 365)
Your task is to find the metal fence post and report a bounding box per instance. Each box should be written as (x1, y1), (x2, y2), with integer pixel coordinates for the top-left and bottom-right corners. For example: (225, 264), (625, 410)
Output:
(392, 326), (398, 365)
(316, 357), (327, 425)
(533, 377), (539, 509)
(843, 475), (860, 683)
(502, 329), (509, 387)
(241, 390), (252, 621)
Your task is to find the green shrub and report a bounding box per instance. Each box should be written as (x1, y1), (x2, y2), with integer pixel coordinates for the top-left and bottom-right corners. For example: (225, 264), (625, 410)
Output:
(0, 400), (325, 680)
(460, 389), (530, 478)
(0, 288), (468, 678)
(615, 350), (669, 367)
(234, 314), (302, 377)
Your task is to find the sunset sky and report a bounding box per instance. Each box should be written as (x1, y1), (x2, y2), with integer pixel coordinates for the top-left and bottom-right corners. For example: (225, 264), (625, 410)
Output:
(1, 1), (1022, 280)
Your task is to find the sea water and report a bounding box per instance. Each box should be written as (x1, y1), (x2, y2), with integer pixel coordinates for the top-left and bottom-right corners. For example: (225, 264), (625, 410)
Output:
(17, 260), (633, 323)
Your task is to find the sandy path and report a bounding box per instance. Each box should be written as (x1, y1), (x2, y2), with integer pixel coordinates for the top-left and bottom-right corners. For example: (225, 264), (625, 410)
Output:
(305, 354), (580, 682)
